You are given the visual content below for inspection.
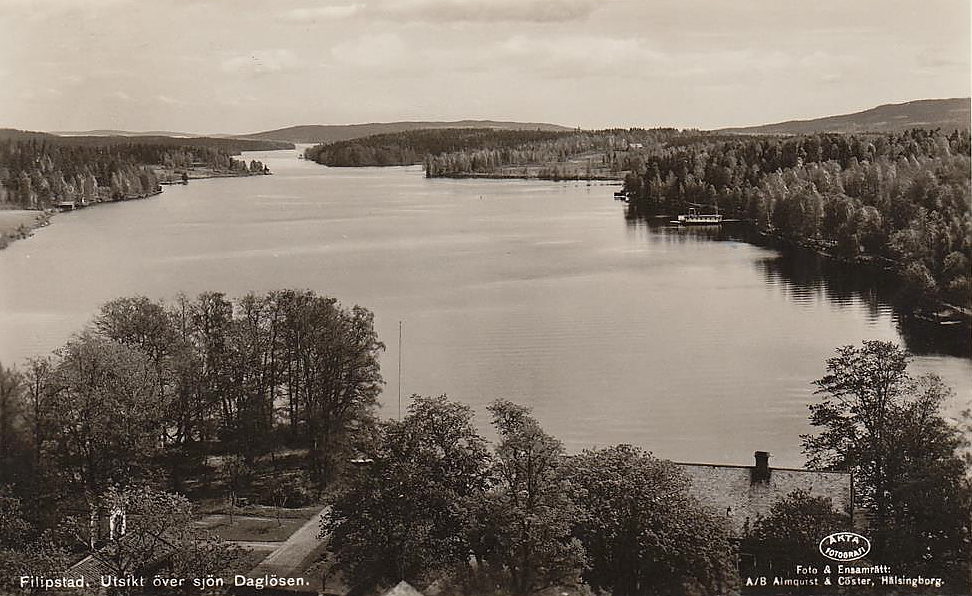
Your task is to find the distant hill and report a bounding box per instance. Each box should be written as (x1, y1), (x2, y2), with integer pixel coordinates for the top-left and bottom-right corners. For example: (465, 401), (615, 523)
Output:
(53, 129), (206, 138)
(0, 128), (57, 141)
(0, 129), (291, 151)
(48, 135), (293, 152)
(720, 98), (970, 135)
(237, 120), (572, 144)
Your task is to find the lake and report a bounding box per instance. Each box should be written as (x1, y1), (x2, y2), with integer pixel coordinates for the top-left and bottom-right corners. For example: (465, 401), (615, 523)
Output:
(1, 149), (968, 467)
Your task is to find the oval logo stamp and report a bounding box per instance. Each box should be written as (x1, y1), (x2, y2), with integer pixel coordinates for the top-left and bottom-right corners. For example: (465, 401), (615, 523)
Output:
(818, 532), (871, 561)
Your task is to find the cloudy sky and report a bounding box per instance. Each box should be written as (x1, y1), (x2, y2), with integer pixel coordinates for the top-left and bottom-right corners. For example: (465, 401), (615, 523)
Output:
(1, 0), (968, 134)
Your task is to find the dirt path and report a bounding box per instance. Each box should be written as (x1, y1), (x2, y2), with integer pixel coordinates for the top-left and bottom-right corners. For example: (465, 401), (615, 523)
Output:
(247, 506), (328, 579)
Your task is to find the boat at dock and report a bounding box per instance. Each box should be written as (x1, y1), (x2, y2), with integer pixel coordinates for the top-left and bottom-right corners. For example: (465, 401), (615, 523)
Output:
(672, 208), (723, 225)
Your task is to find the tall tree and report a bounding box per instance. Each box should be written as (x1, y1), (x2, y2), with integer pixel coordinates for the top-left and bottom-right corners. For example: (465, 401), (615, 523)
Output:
(40, 333), (167, 547)
(802, 340), (971, 588)
(323, 394), (492, 591)
(568, 445), (738, 596)
(277, 291), (384, 482)
(0, 364), (26, 485)
(486, 399), (585, 594)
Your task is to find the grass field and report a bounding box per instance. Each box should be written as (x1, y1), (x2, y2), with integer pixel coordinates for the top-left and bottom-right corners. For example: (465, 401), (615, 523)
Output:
(200, 513), (310, 542)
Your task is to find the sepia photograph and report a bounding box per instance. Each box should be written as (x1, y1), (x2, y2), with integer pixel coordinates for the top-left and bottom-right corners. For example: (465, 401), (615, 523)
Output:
(0, 1), (970, 595)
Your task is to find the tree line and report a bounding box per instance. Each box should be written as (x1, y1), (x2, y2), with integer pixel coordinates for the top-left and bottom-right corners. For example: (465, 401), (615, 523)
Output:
(304, 126), (695, 178)
(0, 290), (383, 591)
(324, 395), (739, 596)
(0, 289), (968, 594)
(622, 129), (971, 310)
(323, 342), (970, 595)
(305, 128), (573, 167)
(423, 129), (683, 178)
(0, 139), (271, 210)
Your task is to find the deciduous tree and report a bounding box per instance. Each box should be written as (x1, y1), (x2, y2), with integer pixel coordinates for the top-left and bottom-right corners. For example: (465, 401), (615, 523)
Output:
(802, 341), (971, 588)
(568, 445), (737, 596)
(40, 333), (167, 546)
(486, 399), (585, 594)
(323, 394), (492, 591)
(740, 490), (849, 578)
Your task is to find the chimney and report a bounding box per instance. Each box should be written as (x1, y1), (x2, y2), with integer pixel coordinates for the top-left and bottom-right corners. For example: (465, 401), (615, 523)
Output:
(751, 451), (771, 484)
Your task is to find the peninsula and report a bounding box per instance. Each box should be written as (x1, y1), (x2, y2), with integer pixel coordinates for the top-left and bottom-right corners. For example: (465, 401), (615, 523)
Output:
(0, 130), (287, 249)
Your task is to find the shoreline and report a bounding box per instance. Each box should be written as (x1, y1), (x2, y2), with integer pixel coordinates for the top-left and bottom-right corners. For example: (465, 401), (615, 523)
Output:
(628, 210), (971, 326)
(0, 209), (52, 249)
(306, 159), (626, 182)
(428, 172), (623, 181)
(0, 190), (163, 251)
(753, 227), (972, 323)
(0, 169), (271, 251)
(157, 168), (272, 184)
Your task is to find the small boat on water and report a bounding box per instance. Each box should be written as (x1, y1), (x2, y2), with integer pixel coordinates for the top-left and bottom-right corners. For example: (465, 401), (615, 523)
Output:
(613, 190), (629, 201)
(672, 208), (723, 225)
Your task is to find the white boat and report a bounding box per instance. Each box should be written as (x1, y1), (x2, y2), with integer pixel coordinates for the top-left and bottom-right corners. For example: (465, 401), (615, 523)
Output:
(673, 208), (723, 225)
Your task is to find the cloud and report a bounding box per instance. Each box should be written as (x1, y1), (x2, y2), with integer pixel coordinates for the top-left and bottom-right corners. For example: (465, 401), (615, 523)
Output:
(477, 35), (798, 82)
(368, 0), (603, 23)
(331, 33), (407, 68)
(491, 35), (666, 79)
(0, 0), (133, 20)
(277, 0), (601, 25)
(221, 49), (305, 75)
(0, 0), (127, 8)
(156, 95), (191, 106)
(282, 3), (363, 20)
(915, 48), (964, 70)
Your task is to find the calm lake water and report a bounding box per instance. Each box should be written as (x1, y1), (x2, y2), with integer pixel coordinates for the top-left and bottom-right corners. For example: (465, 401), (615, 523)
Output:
(1, 149), (969, 467)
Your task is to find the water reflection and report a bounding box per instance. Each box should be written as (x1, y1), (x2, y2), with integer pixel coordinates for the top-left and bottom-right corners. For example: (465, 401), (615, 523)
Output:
(625, 209), (971, 358)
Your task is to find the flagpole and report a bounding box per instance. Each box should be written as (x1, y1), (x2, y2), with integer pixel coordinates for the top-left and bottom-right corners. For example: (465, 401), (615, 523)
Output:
(398, 320), (403, 420)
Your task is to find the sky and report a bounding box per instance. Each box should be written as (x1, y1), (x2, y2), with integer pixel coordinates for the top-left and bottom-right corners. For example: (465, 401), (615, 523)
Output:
(0, 0), (969, 134)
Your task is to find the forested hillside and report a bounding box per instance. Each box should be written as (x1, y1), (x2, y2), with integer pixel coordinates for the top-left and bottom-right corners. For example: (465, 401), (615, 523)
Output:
(305, 128), (572, 167)
(307, 127), (694, 179)
(242, 119), (570, 144)
(622, 129), (971, 310)
(424, 128), (688, 178)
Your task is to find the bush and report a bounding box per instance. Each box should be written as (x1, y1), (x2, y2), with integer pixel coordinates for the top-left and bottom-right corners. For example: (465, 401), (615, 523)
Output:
(258, 472), (315, 508)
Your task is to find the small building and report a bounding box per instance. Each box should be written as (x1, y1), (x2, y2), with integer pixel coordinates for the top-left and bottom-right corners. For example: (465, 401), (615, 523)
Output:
(677, 451), (853, 535)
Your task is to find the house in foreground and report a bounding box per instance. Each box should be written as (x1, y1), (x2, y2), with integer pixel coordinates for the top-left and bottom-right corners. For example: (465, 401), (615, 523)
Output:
(677, 450), (854, 535)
